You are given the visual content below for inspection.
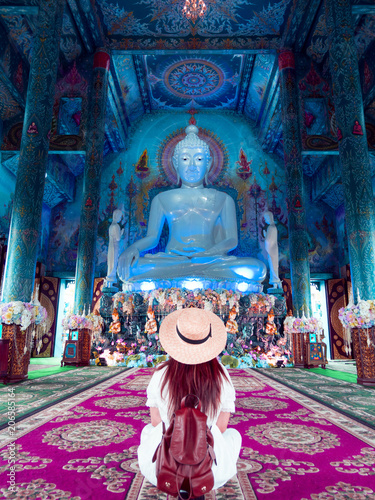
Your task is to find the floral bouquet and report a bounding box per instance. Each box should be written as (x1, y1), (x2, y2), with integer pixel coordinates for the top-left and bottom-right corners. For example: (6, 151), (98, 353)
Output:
(33, 305), (48, 326)
(62, 311), (91, 331)
(283, 315), (323, 334)
(338, 299), (375, 329)
(0, 301), (48, 331)
(85, 312), (104, 333)
(249, 293), (276, 314)
(113, 288), (279, 316)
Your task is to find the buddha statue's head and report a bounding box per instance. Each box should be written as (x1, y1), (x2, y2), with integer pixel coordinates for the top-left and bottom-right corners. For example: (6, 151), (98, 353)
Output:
(112, 208), (123, 223)
(172, 125), (212, 186)
(264, 211), (274, 225)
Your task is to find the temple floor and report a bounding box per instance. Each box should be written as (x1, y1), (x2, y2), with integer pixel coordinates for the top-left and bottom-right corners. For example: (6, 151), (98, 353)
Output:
(0, 365), (374, 499)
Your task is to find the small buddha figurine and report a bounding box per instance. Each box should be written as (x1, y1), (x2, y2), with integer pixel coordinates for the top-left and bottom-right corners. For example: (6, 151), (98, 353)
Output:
(27, 121), (38, 134)
(265, 309), (277, 336)
(117, 123), (266, 288)
(226, 306), (239, 336)
(123, 296), (134, 317)
(145, 306), (158, 340)
(225, 306), (239, 350)
(109, 308), (121, 335)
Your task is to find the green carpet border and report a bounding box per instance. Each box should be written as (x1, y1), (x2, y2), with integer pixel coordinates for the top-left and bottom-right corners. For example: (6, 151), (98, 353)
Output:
(29, 357), (62, 365)
(308, 367), (357, 384)
(0, 365), (76, 387)
(0, 367), (130, 431)
(255, 368), (375, 431)
(27, 365), (76, 379)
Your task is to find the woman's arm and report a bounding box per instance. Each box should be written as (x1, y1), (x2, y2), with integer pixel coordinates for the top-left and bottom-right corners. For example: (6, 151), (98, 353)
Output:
(150, 407), (162, 427)
(216, 411), (230, 433)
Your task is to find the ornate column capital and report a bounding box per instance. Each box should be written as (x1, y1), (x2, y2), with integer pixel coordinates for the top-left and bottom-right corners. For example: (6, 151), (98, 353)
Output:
(278, 49), (295, 71)
(93, 49), (111, 70)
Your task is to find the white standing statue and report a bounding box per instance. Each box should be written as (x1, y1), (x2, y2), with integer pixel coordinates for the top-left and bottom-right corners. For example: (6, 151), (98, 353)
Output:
(263, 211), (282, 289)
(107, 208), (124, 284)
(117, 124), (267, 289)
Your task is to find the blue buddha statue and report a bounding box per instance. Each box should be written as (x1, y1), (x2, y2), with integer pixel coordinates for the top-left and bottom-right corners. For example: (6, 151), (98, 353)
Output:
(117, 124), (267, 291)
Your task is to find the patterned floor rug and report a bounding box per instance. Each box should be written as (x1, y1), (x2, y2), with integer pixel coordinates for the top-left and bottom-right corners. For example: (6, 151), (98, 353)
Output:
(257, 368), (375, 429)
(0, 368), (375, 499)
(0, 366), (128, 428)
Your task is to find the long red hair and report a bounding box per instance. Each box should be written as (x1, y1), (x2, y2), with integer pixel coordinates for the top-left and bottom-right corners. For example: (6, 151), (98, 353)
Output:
(158, 357), (229, 419)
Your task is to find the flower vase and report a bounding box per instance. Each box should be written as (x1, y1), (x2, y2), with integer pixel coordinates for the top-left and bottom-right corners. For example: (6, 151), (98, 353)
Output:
(0, 324), (30, 383)
(351, 327), (375, 386)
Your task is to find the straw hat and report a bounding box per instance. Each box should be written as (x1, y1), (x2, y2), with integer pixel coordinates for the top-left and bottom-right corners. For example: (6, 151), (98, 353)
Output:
(159, 307), (227, 365)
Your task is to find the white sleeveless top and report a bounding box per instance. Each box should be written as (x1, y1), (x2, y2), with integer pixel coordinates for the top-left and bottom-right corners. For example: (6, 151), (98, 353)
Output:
(145, 363), (236, 427)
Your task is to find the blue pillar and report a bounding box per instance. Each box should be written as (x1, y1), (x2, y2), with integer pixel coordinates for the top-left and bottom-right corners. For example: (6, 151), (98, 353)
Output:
(325, 0), (375, 302)
(278, 50), (311, 316)
(2, 0), (64, 302)
(74, 50), (110, 313)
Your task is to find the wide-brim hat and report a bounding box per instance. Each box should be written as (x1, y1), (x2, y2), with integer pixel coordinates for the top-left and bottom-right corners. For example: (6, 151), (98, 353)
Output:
(159, 307), (227, 365)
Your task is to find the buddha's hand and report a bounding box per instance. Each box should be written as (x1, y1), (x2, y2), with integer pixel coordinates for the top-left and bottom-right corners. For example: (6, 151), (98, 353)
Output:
(117, 246), (140, 281)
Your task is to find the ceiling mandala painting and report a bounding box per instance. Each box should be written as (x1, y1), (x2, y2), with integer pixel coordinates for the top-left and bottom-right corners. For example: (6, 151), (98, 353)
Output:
(145, 55), (243, 109)
(95, 0), (291, 50)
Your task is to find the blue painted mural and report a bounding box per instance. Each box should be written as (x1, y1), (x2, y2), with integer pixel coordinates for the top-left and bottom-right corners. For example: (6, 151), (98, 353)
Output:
(244, 54), (276, 122)
(58, 97), (82, 135)
(112, 55), (144, 124)
(98, 111), (291, 280)
(47, 177), (82, 273)
(0, 23), (26, 122)
(305, 194), (338, 274)
(46, 111), (339, 283)
(60, 9), (83, 63)
(1, 14), (33, 63)
(0, 165), (15, 238)
(0, 164), (52, 265)
(0, 81), (22, 122)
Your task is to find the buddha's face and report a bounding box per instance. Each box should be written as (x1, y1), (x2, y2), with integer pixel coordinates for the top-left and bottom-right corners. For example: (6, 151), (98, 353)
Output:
(264, 212), (273, 225)
(175, 146), (211, 186)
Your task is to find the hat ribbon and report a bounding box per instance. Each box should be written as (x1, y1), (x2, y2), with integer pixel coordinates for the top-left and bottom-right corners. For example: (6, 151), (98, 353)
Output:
(176, 324), (212, 345)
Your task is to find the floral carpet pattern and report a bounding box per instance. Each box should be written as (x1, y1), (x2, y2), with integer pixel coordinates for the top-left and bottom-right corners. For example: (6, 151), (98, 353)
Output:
(0, 368), (375, 499)
(258, 368), (375, 428)
(0, 366), (127, 428)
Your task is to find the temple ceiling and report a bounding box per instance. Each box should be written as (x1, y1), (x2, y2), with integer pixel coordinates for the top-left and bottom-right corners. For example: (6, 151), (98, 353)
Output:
(95, 0), (291, 51)
(0, 0), (375, 210)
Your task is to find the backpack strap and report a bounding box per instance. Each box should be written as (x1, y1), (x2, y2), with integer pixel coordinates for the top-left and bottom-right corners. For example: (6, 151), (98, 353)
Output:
(152, 443), (160, 463)
(181, 394), (201, 411)
(175, 464), (194, 500)
(208, 444), (217, 465)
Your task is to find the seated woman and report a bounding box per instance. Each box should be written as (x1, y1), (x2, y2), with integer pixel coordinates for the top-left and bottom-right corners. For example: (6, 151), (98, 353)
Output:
(138, 307), (242, 499)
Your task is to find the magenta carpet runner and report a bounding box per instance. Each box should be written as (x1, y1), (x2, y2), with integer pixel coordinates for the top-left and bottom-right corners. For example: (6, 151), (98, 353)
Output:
(0, 368), (375, 499)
